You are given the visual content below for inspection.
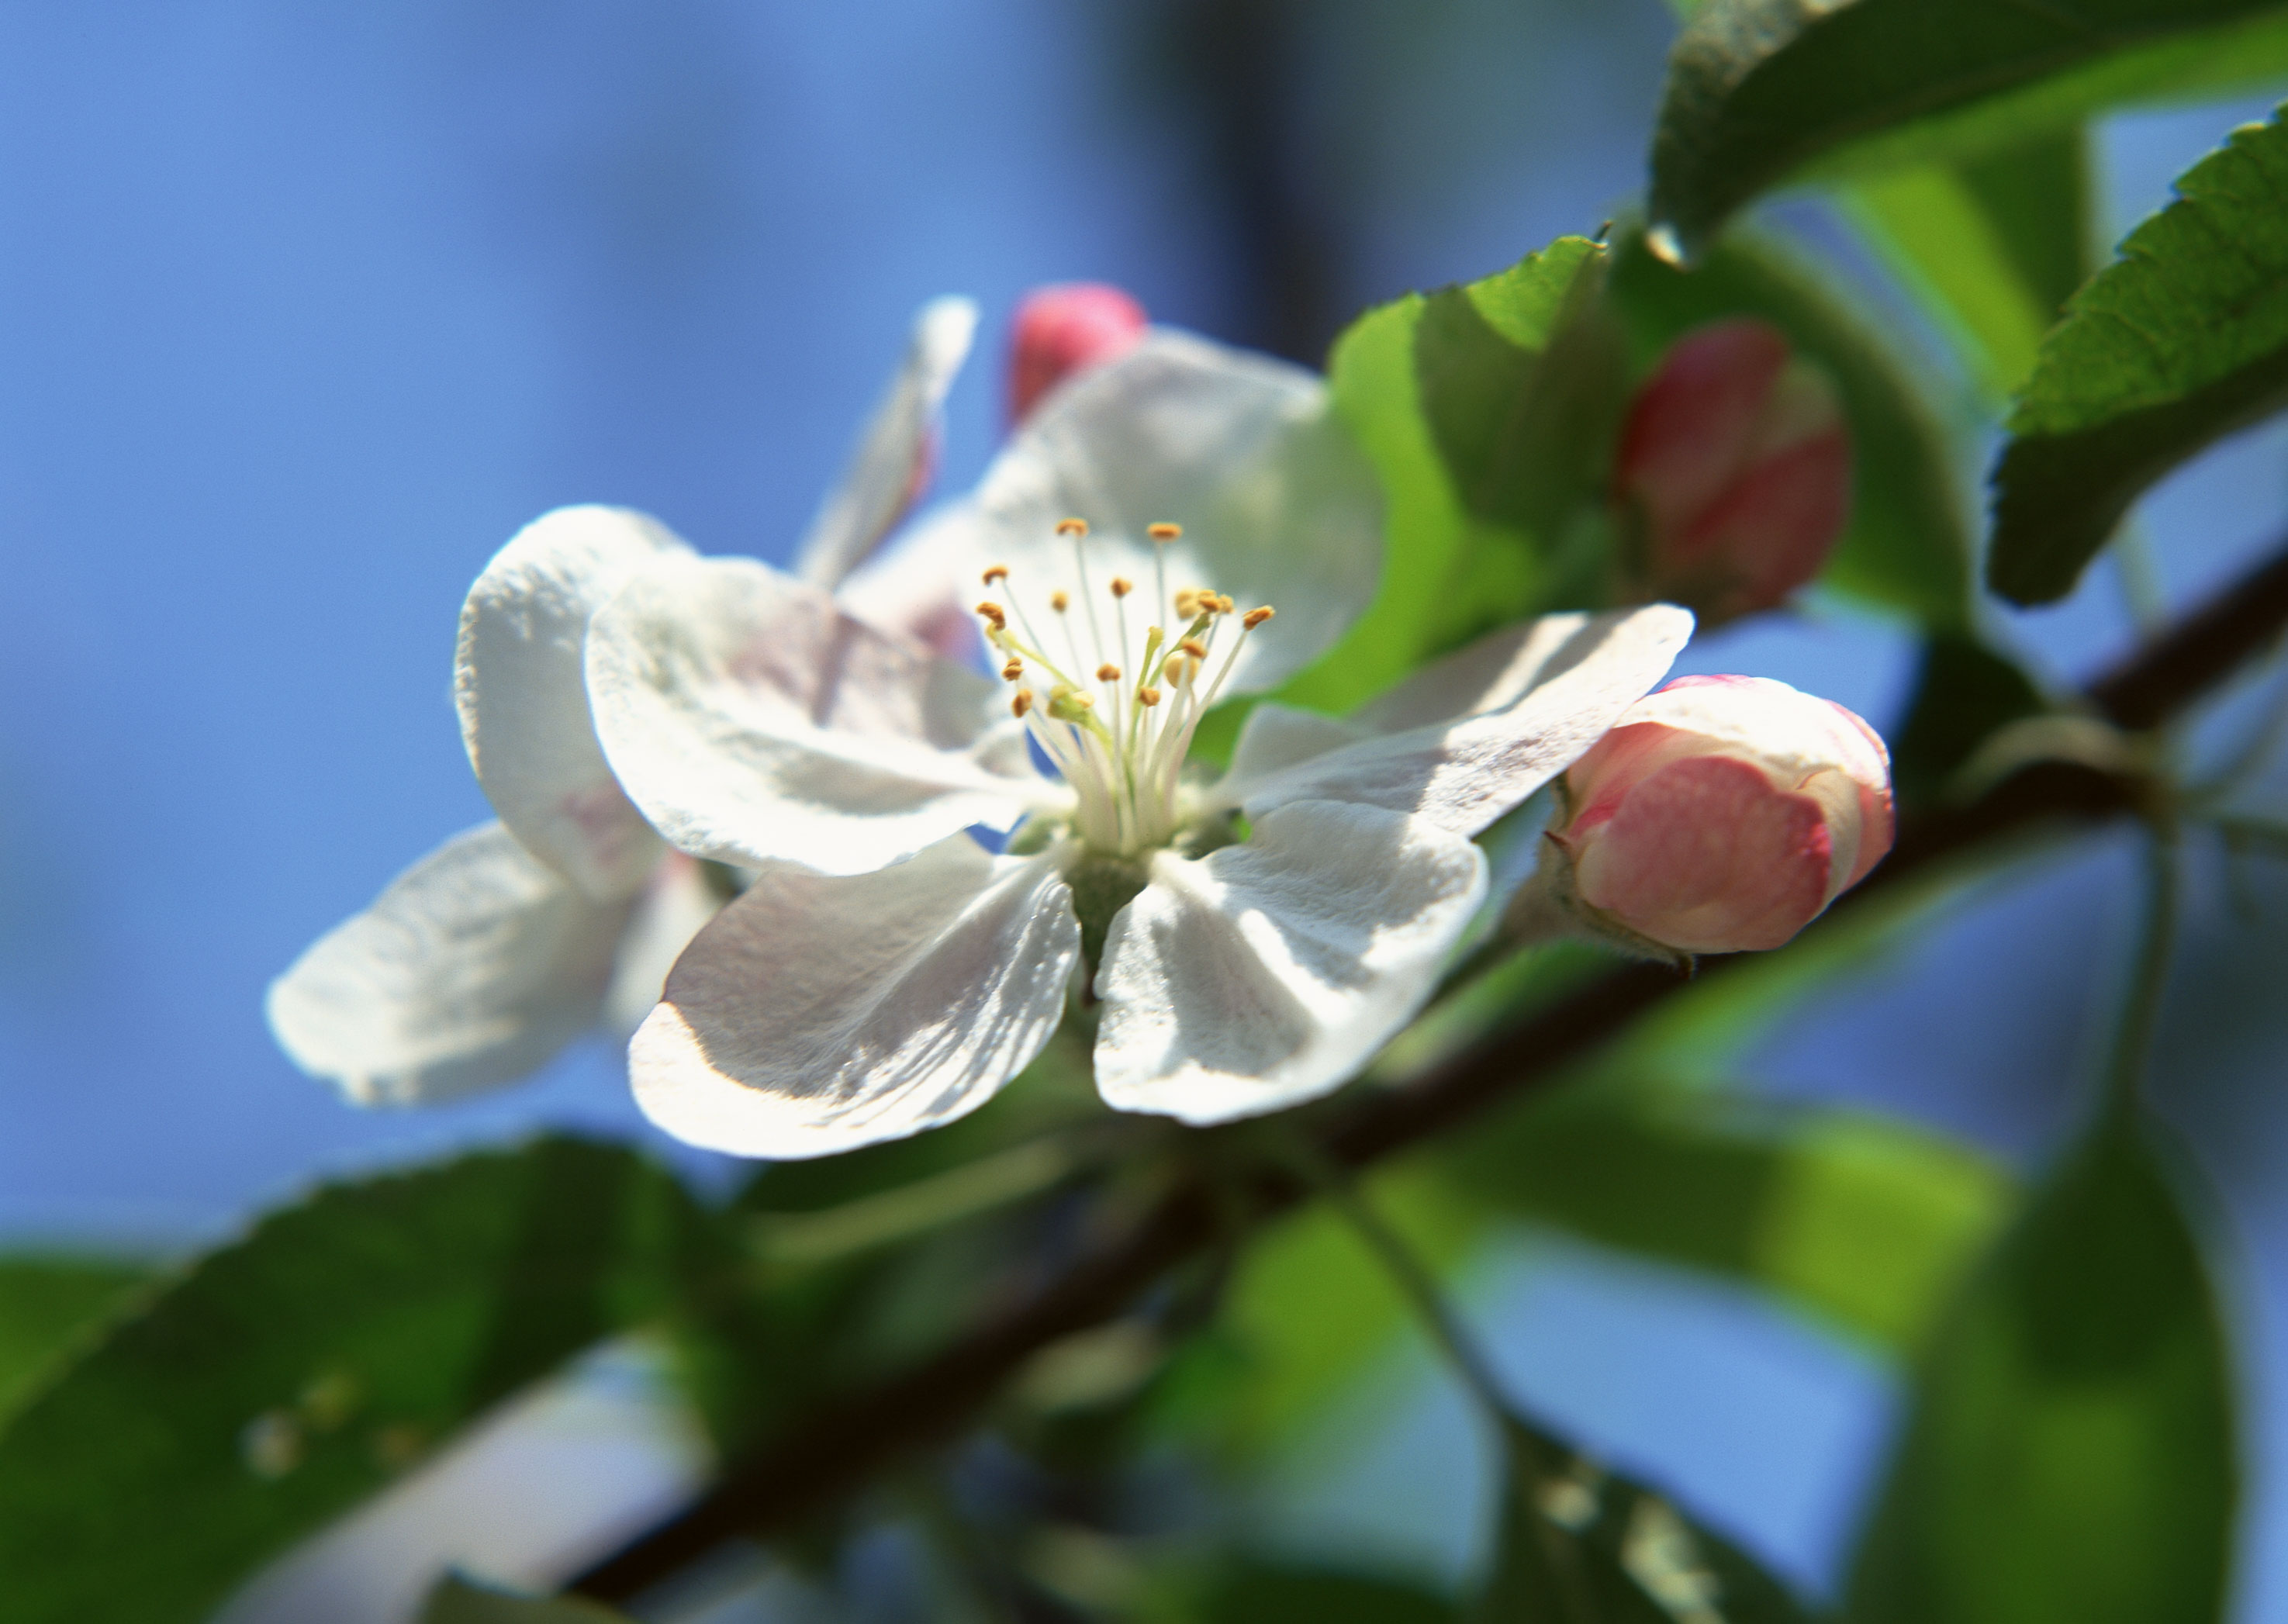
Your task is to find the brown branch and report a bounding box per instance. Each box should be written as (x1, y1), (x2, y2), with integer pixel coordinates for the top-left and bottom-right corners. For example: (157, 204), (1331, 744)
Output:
(572, 537), (2288, 1605)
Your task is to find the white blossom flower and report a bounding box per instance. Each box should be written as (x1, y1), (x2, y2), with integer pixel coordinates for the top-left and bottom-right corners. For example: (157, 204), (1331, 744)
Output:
(586, 330), (1695, 1155)
(268, 299), (979, 1104)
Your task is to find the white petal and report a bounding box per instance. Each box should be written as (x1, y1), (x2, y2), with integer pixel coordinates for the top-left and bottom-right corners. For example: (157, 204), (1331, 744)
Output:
(629, 835), (1079, 1159)
(600, 853), (727, 1037)
(454, 506), (690, 900)
(833, 497), (987, 664)
(1222, 702), (1369, 782)
(1214, 605), (1693, 837)
(969, 328), (1382, 698)
(588, 553), (1051, 876)
(1094, 800), (1486, 1125)
(793, 295), (980, 591)
(267, 824), (631, 1106)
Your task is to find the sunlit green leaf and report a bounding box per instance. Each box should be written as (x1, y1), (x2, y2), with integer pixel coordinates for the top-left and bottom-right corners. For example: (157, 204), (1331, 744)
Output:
(1844, 130), (2093, 404)
(1608, 230), (1971, 628)
(1847, 1112), (2237, 1624)
(1650, 0), (2288, 261)
(1989, 102), (2288, 604)
(420, 1575), (631, 1623)
(0, 1256), (148, 1423)
(0, 1138), (697, 1624)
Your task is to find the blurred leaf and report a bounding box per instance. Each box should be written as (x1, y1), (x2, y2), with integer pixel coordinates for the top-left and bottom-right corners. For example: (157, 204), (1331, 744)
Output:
(1889, 634), (2050, 810)
(1989, 102), (2288, 605)
(1446, 1093), (2012, 1349)
(1478, 1422), (1811, 1622)
(421, 1575), (631, 1623)
(0, 1256), (148, 1422)
(0, 1137), (697, 1624)
(1163, 1559), (1459, 1623)
(1608, 229), (1971, 629)
(1284, 237), (1622, 715)
(1845, 130), (2093, 403)
(1846, 1112), (2237, 1624)
(1649, 0), (2288, 261)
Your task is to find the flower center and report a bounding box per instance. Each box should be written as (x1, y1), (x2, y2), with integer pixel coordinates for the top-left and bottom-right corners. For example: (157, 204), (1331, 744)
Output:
(975, 517), (1274, 859)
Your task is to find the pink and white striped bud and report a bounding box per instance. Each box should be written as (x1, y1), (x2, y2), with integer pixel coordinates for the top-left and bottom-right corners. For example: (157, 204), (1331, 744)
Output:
(1613, 320), (1851, 624)
(1539, 675), (1893, 957)
(1007, 282), (1149, 426)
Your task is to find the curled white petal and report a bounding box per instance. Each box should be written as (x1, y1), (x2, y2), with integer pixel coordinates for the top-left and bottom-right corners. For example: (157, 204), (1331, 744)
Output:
(267, 823), (631, 1106)
(1215, 605), (1693, 837)
(1093, 800), (1488, 1125)
(970, 329), (1383, 699)
(601, 853), (727, 1038)
(630, 835), (1080, 1159)
(454, 505), (690, 900)
(588, 553), (1050, 876)
(795, 295), (980, 590)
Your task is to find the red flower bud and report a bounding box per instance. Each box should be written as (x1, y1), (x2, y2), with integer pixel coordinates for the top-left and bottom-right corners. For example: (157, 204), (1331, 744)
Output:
(1007, 282), (1149, 427)
(1543, 675), (1892, 955)
(1613, 320), (1851, 624)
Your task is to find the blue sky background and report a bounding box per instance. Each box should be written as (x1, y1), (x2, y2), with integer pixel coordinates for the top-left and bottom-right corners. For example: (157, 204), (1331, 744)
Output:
(2, 2), (2286, 1615)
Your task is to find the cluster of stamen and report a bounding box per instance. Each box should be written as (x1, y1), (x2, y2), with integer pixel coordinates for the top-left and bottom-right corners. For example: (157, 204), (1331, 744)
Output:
(975, 517), (1274, 855)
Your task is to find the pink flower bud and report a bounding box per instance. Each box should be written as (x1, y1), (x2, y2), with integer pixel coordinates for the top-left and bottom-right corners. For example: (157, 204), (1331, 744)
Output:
(1613, 320), (1851, 624)
(1007, 283), (1149, 426)
(1546, 675), (1893, 955)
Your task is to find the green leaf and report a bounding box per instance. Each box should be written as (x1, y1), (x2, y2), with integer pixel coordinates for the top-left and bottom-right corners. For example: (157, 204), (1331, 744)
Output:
(1282, 237), (1623, 716)
(1608, 230), (1972, 628)
(1844, 130), (2094, 403)
(1164, 1560), (1460, 1623)
(1649, 0), (2288, 261)
(1846, 1112), (2237, 1624)
(1477, 1421), (1811, 1623)
(0, 1137), (699, 1624)
(0, 1256), (148, 1423)
(1989, 102), (2288, 604)
(1888, 634), (2050, 810)
(421, 1576), (632, 1623)
(1446, 1092), (2011, 1349)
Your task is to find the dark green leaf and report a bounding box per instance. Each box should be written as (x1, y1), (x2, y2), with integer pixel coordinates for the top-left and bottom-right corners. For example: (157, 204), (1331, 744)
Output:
(1608, 230), (1972, 628)
(0, 1137), (698, 1624)
(1847, 1112), (2237, 1624)
(1845, 130), (2095, 403)
(1989, 102), (2288, 603)
(1650, 0), (2288, 261)
(420, 1575), (631, 1623)
(1173, 1560), (1460, 1623)
(0, 1256), (148, 1422)
(1478, 1422), (1811, 1623)
(1889, 634), (2050, 809)
(1445, 1091), (2010, 1349)
(1284, 237), (1623, 716)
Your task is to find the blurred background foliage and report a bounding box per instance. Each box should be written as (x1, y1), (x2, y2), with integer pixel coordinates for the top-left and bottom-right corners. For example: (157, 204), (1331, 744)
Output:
(5, 2), (2288, 1621)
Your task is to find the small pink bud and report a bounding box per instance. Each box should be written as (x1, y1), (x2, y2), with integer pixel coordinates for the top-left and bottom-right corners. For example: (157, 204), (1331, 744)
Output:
(1544, 675), (1893, 955)
(1613, 320), (1851, 624)
(1007, 283), (1149, 426)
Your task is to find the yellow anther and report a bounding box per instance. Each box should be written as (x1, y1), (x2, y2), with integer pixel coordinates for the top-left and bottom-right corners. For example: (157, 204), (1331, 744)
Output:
(1147, 522), (1181, 541)
(1108, 577), (1132, 598)
(1001, 658), (1024, 681)
(1097, 663), (1122, 682)
(1138, 686), (1162, 707)
(1173, 589), (1198, 617)
(1179, 638), (1208, 659)
(1163, 653), (1185, 683)
(1049, 590), (1070, 612)
(1215, 593), (1236, 614)
(1243, 605), (1275, 629)
(982, 565), (1008, 586)
(1056, 517), (1089, 537)
(1012, 689), (1033, 717)
(975, 601), (1007, 629)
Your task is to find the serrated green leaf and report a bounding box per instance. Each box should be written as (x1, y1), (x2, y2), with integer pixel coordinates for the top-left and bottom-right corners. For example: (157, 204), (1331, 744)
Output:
(0, 1137), (699, 1624)
(1889, 634), (2050, 809)
(0, 1256), (148, 1423)
(1281, 237), (1621, 717)
(421, 1575), (632, 1623)
(1845, 130), (2094, 404)
(1650, 0), (2288, 261)
(1846, 1113), (2237, 1624)
(1989, 102), (2288, 604)
(1608, 230), (1972, 628)
(1477, 1422), (1812, 1623)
